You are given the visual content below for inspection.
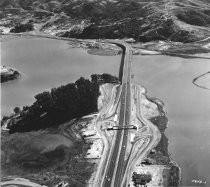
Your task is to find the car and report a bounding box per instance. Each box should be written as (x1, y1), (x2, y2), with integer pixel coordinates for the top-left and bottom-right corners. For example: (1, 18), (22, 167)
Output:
(105, 176), (111, 182)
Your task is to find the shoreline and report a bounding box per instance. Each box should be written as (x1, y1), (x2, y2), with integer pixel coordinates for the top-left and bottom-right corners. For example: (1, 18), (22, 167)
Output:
(1, 33), (210, 59)
(126, 84), (180, 187)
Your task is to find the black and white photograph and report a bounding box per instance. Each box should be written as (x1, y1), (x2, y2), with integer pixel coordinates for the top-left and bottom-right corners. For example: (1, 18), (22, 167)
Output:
(1, 0), (210, 186)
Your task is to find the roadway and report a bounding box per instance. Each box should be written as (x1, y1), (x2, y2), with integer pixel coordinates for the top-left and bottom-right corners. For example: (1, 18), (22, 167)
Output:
(95, 40), (161, 187)
(100, 41), (132, 187)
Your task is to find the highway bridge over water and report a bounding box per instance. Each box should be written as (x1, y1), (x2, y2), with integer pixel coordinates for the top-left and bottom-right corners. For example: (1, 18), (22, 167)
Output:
(93, 40), (161, 187)
(101, 41), (133, 187)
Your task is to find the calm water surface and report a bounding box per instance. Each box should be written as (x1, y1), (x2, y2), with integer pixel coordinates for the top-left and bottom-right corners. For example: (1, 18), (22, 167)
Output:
(133, 55), (210, 186)
(1, 37), (121, 115)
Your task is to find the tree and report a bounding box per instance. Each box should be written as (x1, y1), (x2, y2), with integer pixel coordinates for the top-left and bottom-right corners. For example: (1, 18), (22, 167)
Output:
(8, 74), (117, 133)
(34, 91), (54, 111)
(10, 23), (34, 33)
(132, 172), (152, 187)
(14, 107), (20, 114)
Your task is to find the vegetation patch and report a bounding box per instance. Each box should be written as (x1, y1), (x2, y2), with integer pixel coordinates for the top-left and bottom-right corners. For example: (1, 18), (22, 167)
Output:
(1, 0), (210, 42)
(2, 74), (119, 133)
(1, 66), (20, 83)
(10, 23), (34, 33)
(1, 119), (94, 187)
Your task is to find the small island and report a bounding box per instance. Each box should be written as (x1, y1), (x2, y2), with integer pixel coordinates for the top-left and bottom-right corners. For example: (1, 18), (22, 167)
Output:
(1, 66), (20, 83)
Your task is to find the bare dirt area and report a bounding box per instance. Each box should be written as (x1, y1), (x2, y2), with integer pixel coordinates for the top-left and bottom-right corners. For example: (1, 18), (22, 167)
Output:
(130, 164), (178, 187)
(126, 84), (180, 187)
(92, 83), (122, 186)
(91, 82), (180, 187)
(132, 40), (210, 59)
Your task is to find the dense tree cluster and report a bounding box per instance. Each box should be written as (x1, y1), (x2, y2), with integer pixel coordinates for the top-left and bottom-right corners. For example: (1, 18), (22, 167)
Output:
(10, 23), (34, 33)
(176, 10), (210, 27)
(91, 73), (119, 84)
(9, 74), (118, 133)
(132, 172), (152, 186)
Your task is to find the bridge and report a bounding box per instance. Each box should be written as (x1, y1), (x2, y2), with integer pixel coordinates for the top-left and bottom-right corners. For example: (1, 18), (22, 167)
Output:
(107, 125), (137, 131)
(100, 41), (133, 187)
(93, 40), (161, 187)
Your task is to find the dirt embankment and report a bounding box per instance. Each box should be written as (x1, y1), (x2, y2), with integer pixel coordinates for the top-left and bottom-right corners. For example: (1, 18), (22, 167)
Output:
(143, 97), (180, 186)
(128, 85), (180, 187)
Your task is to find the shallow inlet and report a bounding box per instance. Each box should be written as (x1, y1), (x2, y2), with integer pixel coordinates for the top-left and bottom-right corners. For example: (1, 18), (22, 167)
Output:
(1, 37), (121, 115)
(133, 55), (210, 186)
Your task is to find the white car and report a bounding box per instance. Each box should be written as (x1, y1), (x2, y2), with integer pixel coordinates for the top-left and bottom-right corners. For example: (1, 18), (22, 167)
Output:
(105, 176), (111, 182)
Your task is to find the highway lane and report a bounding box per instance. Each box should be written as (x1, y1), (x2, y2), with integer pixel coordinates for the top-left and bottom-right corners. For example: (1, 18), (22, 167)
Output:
(113, 47), (132, 187)
(96, 41), (161, 187)
(93, 84), (121, 184)
(101, 86), (126, 187)
(101, 42), (132, 187)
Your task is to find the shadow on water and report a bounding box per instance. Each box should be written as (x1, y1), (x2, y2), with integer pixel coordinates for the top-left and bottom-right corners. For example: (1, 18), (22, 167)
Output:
(118, 47), (126, 83)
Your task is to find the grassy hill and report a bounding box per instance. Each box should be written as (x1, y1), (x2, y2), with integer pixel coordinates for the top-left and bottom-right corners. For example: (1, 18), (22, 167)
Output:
(1, 0), (210, 42)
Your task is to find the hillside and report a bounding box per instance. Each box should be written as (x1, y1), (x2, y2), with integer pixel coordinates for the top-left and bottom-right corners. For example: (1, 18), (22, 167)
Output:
(0, 0), (210, 42)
